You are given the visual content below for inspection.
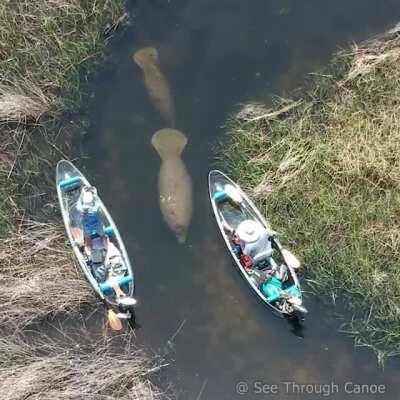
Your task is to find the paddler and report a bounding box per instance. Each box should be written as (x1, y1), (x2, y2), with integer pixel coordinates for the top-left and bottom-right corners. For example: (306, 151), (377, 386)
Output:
(214, 184), (274, 268)
(75, 185), (108, 278)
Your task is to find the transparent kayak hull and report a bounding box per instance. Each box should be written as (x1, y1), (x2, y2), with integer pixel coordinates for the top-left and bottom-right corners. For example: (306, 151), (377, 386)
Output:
(56, 160), (134, 306)
(208, 169), (305, 317)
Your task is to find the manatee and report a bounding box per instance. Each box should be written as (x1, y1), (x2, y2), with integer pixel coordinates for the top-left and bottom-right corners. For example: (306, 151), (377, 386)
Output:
(151, 129), (193, 243)
(133, 47), (175, 127)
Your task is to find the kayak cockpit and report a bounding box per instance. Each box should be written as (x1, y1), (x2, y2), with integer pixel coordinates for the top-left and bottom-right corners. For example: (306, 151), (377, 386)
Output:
(56, 160), (135, 313)
(209, 170), (307, 317)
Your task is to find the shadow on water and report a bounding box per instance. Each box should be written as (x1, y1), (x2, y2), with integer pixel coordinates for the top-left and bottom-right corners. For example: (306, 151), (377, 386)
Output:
(80, 0), (400, 398)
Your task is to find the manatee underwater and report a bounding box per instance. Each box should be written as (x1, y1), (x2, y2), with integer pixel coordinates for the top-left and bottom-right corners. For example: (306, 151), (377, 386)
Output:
(133, 47), (176, 127)
(151, 128), (193, 243)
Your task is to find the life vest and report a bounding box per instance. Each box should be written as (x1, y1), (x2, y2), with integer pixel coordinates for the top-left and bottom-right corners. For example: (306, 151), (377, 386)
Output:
(82, 210), (102, 238)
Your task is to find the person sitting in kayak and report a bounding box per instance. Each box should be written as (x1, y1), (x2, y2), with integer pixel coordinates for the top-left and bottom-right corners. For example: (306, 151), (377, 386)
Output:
(235, 220), (273, 268)
(221, 217), (274, 269)
(76, 185), (107, 266)
(214, 184), (273, 268)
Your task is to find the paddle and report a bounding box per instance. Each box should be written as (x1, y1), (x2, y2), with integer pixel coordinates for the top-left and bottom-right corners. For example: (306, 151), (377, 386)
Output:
(106, 277), (137, 330)
(271, 237), (302, 270)
(280, 248), (301, 270)
(107, 308), (123, 331)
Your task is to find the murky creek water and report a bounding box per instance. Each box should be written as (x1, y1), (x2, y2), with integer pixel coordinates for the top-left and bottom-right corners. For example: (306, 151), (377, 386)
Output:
(79, 0), (400, 398)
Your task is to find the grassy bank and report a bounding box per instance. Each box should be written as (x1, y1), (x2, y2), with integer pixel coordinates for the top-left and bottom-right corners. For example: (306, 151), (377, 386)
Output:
(0, 1), (166, 397)
(0, 0), (126, 116)
(221, 28), (400, 362)
(0, 0), (125, 319)
(0, 0), (127, 228)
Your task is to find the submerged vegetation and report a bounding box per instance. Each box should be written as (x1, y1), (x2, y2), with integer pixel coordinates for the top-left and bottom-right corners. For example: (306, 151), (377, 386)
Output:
(221, 28), (400, 362)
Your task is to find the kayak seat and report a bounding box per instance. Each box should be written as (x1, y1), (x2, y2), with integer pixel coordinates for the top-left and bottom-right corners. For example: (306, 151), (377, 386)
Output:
(213, 190), (228, 203)
(253, 249), (273, 269)
(261, 277), (282, 302)
(99, 275), (133, 295)
(59, 176), (82, 192)
(92, 236), (106, 251)
(104, 226), (114, 237)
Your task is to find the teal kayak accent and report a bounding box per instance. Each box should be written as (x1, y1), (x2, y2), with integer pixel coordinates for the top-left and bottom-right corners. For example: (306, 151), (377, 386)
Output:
(59, 176), (82, 192)
(261, 277), (282, 302)
(104, 226), (114, 237)
(286, 284), (300, 298)
(99, 275), (133, 295)
(213, 190), (228, 202)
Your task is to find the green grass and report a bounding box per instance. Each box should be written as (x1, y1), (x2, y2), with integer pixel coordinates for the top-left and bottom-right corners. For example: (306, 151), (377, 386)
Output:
(220, 31), (400, 362)
(0, 0), (127, 319)
(0, 0), (125, 114)
(0, 0), (126, 232)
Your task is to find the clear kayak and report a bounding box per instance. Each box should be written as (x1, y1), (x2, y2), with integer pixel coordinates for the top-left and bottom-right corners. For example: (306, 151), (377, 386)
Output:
(56, 160), (136, 324)
(208, 169), (307, 317)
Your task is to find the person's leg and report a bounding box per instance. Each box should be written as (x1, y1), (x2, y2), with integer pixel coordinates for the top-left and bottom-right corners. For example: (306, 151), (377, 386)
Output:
(92, 262), (107, 283)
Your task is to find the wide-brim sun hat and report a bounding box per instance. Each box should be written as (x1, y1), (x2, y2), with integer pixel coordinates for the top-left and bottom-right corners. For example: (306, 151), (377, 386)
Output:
(236, 219), (263, 243)
(224, 184), (242, 203)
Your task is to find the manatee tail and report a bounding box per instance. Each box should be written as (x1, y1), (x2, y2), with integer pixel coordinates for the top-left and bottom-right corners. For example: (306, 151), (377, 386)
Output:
(151, 129), (187, 159)
(132, 47), (159, 69)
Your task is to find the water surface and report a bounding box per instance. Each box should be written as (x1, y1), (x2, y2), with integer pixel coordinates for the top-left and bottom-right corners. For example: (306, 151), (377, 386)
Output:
(82, 1), (400, 398)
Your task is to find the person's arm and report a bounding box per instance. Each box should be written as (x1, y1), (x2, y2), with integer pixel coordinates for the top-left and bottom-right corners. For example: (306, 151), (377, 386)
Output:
(268, 231), (280, 249)
(221, 219), (235, 235)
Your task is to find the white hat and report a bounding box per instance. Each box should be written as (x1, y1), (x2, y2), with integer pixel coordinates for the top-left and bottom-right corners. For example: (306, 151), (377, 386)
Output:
(80, 186), (97, 209)
(82, 190), (94, 204)
(236, 220), (262, 243)
(224, 184), (242, 203)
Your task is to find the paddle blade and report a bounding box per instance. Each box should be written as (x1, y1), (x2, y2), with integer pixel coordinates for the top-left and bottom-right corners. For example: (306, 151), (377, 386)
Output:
(281, 249), (301, 270)
(288, 296), (302, 306)
(293, 304), (308, 314)
(108, 309), (123, 331)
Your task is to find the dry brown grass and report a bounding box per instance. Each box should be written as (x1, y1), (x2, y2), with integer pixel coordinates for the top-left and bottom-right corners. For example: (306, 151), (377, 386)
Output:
(0, 334), (165, 400)
(347, 30), (400, 80)
(0, 81), (53, 122)
(0, 220), (96, 332)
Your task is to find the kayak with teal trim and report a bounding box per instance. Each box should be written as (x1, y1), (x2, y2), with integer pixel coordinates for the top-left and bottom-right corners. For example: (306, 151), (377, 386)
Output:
(56, 160), (136, 326)
(208, 169), (307, 317)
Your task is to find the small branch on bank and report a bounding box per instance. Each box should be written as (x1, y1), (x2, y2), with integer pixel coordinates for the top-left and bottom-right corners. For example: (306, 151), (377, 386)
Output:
(245, 100), (302, 123)
(7, 130), (26, 180)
